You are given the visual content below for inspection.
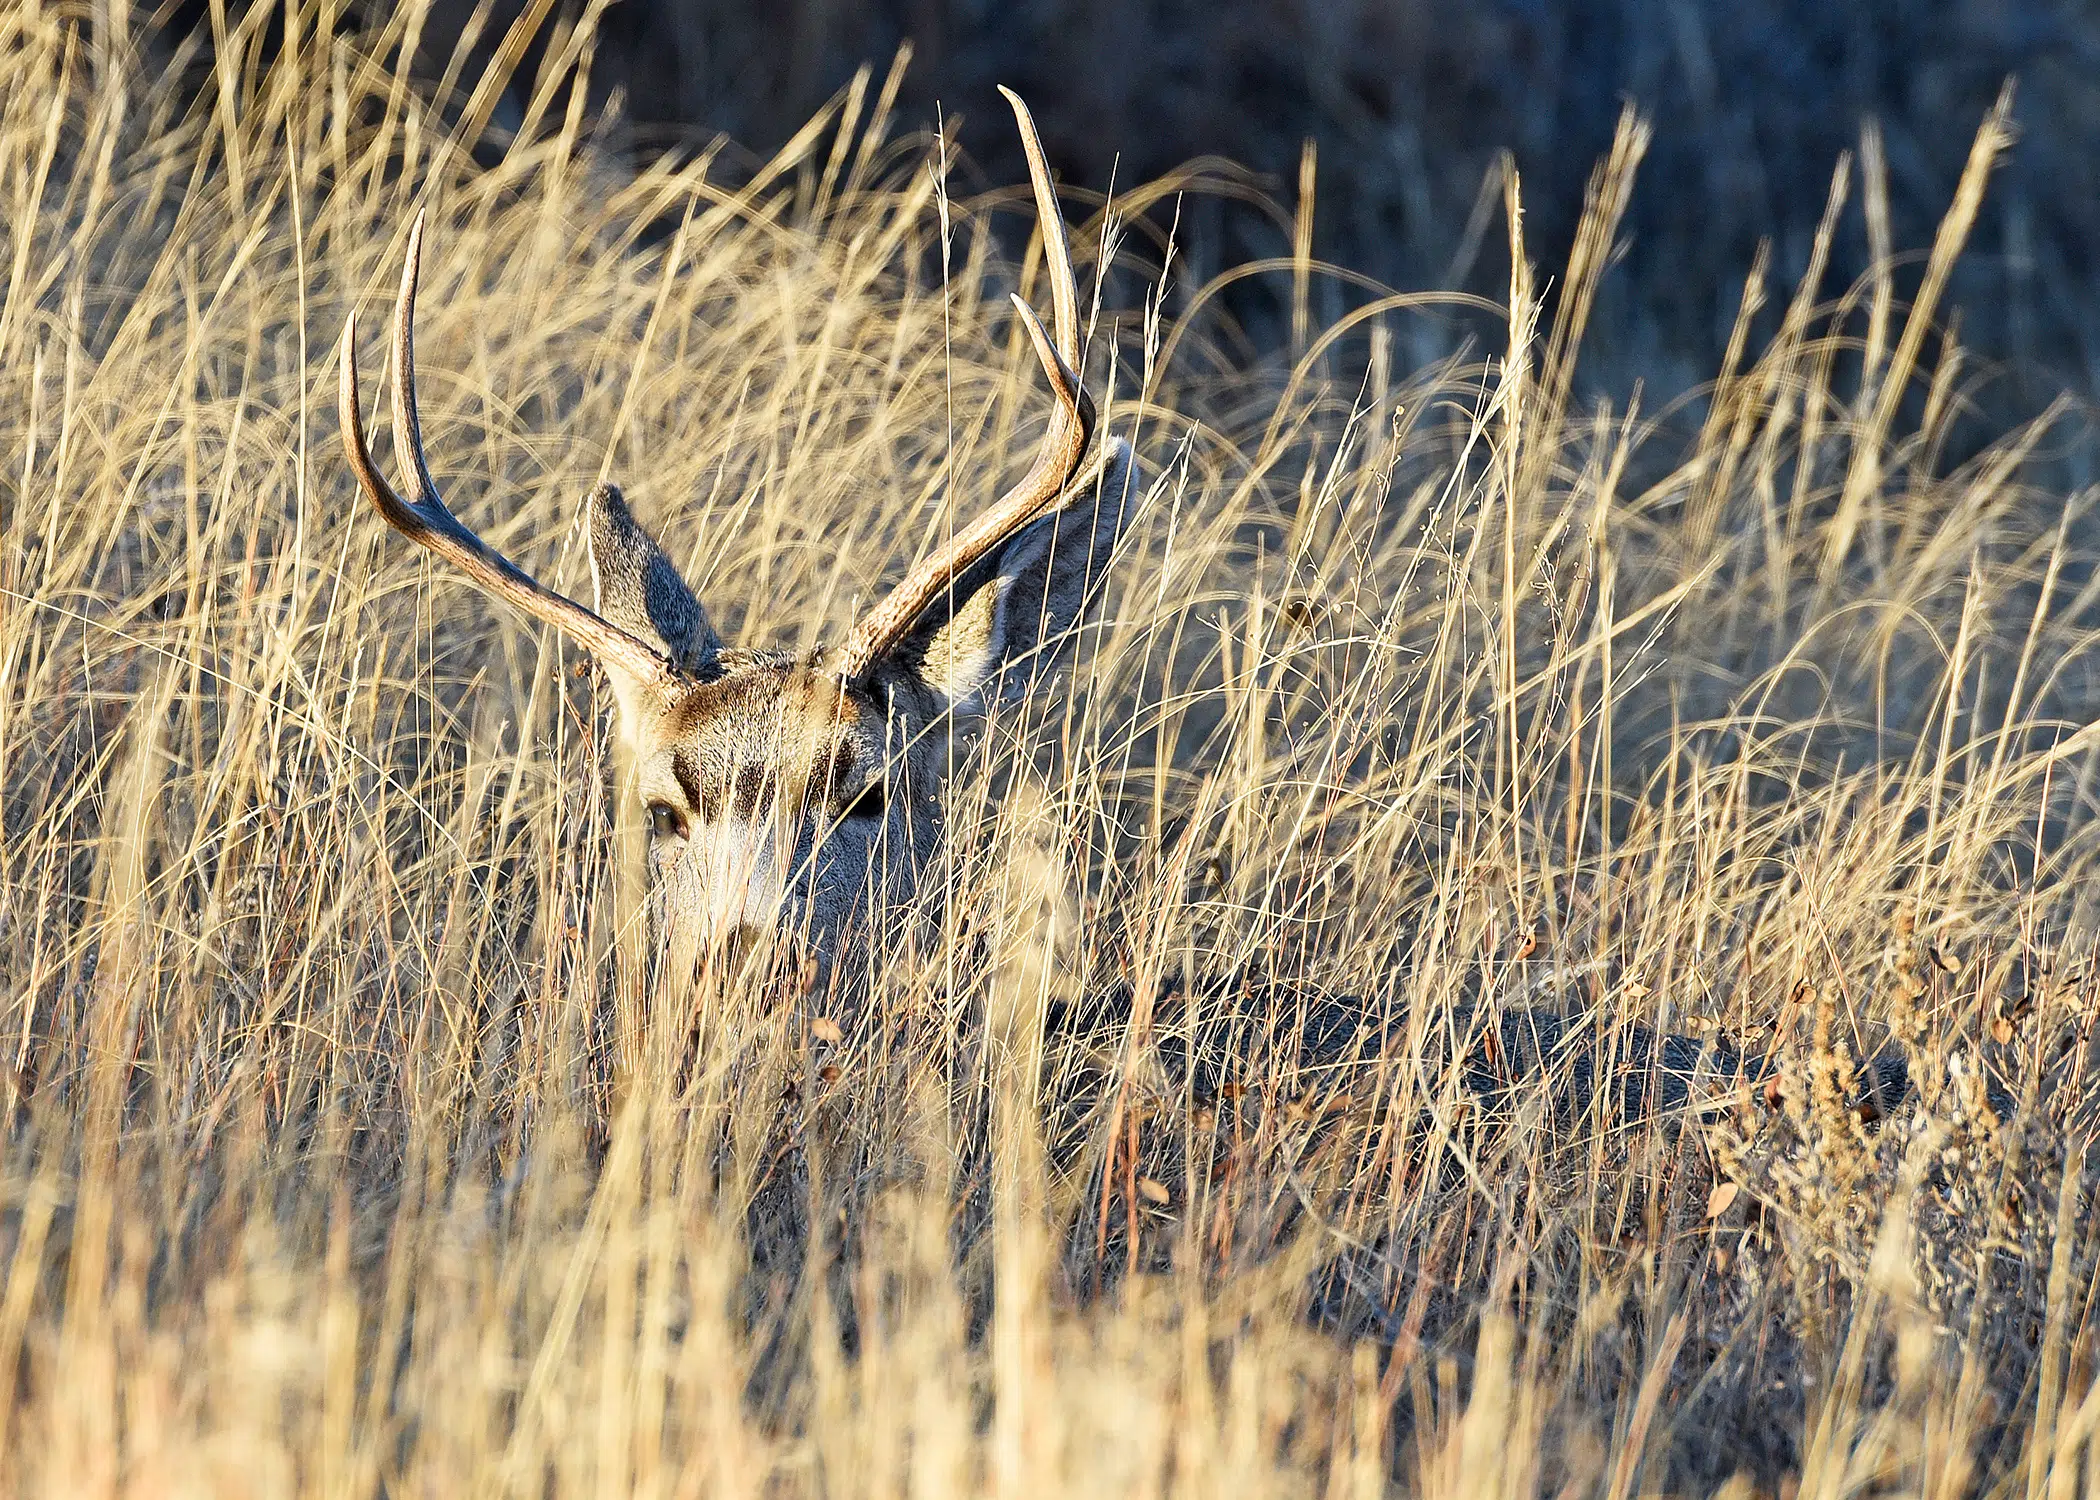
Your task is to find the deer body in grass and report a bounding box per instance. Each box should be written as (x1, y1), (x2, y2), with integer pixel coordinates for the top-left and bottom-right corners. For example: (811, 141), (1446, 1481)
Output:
(343, 92), (1132, 984)
(341, 93), (1935, 1130)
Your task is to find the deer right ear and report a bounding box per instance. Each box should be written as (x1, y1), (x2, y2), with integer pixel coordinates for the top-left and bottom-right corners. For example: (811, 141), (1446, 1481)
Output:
(897, 437), (1136, 715)
(586, 483), (719, 729)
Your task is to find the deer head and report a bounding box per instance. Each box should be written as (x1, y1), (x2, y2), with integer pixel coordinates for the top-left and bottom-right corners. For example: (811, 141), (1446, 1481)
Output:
(341, 91), (1135, 984)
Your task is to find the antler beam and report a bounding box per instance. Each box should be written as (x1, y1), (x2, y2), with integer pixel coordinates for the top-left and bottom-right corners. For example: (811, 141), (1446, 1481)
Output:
(340, 214), (676, 687)
(828, 88), (1099, 682)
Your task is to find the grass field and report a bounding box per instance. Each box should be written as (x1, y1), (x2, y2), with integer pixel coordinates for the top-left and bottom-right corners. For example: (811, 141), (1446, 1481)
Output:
(2, 5), (2098, 1494)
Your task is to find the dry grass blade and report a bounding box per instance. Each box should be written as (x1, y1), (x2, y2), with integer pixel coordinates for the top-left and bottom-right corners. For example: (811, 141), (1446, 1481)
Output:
(0, 6), (2094, 1498)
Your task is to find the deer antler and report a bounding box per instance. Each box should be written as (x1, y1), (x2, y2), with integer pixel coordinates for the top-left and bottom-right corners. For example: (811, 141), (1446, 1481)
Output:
(828, 88), (1098, 683)
(340, 214), (678, 687)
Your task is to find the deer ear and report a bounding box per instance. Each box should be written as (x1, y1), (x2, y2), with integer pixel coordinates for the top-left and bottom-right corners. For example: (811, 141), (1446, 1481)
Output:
(586, 483), (719, 731)
(898, 437), (1136, 715)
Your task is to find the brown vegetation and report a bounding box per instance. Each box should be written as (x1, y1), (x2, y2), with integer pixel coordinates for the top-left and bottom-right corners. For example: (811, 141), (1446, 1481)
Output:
(1, 5), (2097, 1494)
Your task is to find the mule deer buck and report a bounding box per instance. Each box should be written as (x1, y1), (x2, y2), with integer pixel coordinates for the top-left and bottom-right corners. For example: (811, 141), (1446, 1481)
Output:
(341, 92), (1948, 1130)
(342, 91), (1132, 985)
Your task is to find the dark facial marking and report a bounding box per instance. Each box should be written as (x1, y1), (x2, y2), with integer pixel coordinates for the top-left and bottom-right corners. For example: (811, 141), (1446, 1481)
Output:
(732, 763), (773, 822)
(815, 741), (858, 812)
(671, 749), (714, 823)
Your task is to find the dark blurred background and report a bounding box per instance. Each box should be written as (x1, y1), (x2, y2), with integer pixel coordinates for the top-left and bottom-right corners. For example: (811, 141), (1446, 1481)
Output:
(166, 0), (2100, 402)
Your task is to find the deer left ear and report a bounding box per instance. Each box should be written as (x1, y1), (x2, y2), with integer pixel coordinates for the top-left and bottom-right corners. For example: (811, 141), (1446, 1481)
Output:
(587, 483), (720, 740)
(896, 437), (1136, 715)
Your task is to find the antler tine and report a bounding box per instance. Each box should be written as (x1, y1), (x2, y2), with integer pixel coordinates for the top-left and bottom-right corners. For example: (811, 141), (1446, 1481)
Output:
(339, 214), (673, 687)
(1000, 85), (1079, 366)
(386, 216), (445, 521)
(830, 90), (1097, 683)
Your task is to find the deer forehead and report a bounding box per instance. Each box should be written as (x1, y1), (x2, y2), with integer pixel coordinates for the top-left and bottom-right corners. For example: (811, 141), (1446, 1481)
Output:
(633, 654), (891, 815)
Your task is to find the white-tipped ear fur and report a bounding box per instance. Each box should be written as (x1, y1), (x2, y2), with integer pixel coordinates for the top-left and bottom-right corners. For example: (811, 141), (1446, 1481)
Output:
(586, 483), (719, 737)
(902, 436), (1137, 714)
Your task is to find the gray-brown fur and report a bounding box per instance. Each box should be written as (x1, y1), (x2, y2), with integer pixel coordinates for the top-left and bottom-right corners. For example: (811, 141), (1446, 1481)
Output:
(586, 482), (721, 677)
(584, 439), (1137, 978)
(890, 440), (1137, 713)
(1074, 976), (1954, 1129)
(340, 90), (1143, 988)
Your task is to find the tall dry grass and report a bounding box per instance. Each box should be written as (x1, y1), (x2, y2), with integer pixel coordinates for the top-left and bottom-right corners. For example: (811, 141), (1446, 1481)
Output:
(271, 0), (2100, 399)
(1, 4), (2097, 1495)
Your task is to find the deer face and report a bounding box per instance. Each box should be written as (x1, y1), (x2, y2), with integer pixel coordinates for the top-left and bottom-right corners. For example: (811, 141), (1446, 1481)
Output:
(582, 462), (1132, 974)
(610, 643), (926, 973)
(341, 92), (1135, 981)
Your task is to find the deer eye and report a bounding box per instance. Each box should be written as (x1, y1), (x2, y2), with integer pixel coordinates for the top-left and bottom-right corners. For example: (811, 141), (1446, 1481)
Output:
(841, 777), (887, 821)
(646, 801), (689, 841)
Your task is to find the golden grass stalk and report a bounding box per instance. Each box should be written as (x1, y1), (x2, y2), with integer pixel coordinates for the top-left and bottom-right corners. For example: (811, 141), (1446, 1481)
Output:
(0, 4), (2094, 1495)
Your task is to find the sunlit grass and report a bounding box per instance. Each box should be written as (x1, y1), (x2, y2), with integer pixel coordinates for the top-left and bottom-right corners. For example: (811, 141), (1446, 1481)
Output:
(0, 6), (2095, 1495)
